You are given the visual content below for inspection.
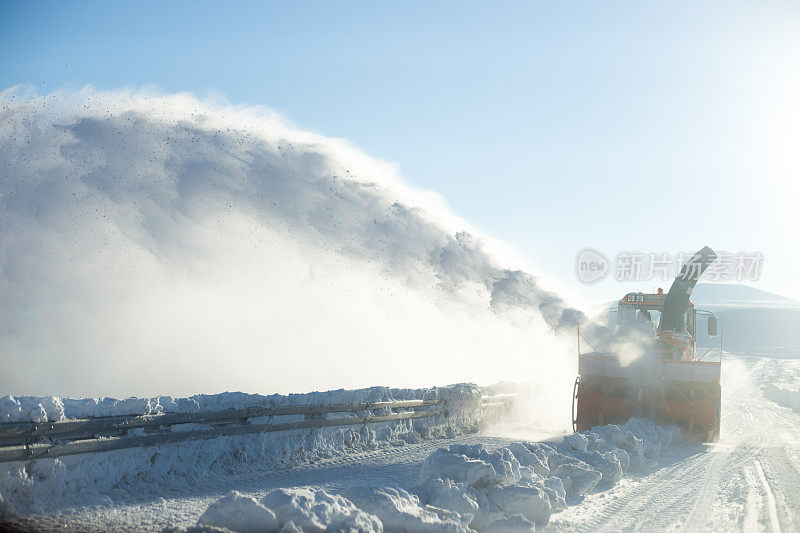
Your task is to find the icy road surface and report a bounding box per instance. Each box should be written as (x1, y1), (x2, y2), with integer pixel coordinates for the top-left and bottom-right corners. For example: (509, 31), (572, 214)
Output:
(7, 356), (800, 532)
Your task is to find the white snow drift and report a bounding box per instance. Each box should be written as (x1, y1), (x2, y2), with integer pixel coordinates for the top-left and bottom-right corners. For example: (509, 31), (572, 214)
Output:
(183, 418), (678, 532)
(753, 357), (800, 413)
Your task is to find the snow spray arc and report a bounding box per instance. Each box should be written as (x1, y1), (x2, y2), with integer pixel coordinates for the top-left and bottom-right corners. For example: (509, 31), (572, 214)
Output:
(0, 87), (581, 403)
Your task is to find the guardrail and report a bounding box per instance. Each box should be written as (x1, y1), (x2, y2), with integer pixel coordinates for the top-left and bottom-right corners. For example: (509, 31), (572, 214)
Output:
(0, 395), (515, 463)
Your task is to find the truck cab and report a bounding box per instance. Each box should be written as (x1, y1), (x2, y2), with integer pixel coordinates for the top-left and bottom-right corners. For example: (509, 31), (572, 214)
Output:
(618, 289), (716, 361)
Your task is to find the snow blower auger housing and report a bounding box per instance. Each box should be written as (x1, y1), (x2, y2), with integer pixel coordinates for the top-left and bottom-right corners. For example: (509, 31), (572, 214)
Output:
(573, 246), (722, 442)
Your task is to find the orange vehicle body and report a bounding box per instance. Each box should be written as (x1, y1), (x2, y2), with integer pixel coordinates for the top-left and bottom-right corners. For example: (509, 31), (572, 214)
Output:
(574, 350), (721, 441)
(573, 247), (722, 442)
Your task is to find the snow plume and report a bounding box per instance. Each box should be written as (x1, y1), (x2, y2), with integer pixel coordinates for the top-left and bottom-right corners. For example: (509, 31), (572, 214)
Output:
(0, 87), (581, 399)
(580, 312), (657, 367)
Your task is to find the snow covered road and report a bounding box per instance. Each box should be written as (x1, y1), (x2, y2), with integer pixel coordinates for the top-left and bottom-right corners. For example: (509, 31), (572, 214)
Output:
(4, 355), (800, 532)
(551, 356), (800, 532)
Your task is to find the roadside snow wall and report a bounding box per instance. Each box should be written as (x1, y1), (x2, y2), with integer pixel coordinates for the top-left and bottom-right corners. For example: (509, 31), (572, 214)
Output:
(0, 384), (485, 514)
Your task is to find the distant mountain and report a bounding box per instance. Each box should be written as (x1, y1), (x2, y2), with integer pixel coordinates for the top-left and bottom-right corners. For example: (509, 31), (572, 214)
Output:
(691, 283), (800, 310)
(708, 308), (800, 355)
(692, 285), (800, 355)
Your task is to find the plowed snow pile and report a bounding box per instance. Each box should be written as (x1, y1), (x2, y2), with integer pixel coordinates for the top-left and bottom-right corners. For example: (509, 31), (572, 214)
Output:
(181, 419), (677, 532)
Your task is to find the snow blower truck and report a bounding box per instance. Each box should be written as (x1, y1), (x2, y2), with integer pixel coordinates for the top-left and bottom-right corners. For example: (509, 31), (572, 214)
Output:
(573, 246), (722, 442)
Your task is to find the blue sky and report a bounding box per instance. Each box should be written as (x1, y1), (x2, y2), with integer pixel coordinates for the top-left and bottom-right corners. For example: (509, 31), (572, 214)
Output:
(2, 1), (799, 303)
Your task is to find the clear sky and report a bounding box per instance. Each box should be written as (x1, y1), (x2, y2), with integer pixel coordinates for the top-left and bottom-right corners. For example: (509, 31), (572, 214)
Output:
(2, 1), (799, 304)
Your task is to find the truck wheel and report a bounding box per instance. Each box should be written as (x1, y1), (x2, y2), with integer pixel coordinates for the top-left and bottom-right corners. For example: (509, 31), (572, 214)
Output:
(572, 376), (580, 433)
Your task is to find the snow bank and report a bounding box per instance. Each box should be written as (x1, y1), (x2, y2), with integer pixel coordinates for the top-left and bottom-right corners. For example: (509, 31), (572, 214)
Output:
(182, 486), (470, 533)
(183, 418), (677, 532)
(763, 384), (800, 413)
(753, 357), (800, 413)
(416, 417), (676, 531)
(189, 486), (472, 533)
(196, 491), (280, 532)
(0, 396), (65, 424)
(349, 487), (469, 532)
(199, 488), (384, 533)
(0, 384), (483, 514)
(0, 383), (478, 424)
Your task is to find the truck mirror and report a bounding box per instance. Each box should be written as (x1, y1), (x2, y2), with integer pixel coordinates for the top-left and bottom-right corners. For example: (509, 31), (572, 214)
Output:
(707, 316), (718, 336)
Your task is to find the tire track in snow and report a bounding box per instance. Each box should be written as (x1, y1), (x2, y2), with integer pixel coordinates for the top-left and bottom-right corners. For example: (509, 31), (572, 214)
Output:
(761, 446), (800, 531)
(754, 459), (782, 533)
(743, 372), (800, 532)
(567, 394), (755, 531)
(549, 448), (708, 532)
(743, 462), (762, 532)
(681, 434), (749, 529)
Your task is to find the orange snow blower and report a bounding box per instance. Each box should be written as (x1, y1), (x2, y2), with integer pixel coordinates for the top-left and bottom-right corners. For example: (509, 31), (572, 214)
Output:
(573, 246), (722, 442)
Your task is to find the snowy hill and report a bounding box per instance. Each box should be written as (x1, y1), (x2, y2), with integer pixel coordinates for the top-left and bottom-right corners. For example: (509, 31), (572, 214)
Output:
(708, 308), (800, 355)
(691, 283), (800, 310)
(689, 284), (800, 355)
(690, 284), (800, 355)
